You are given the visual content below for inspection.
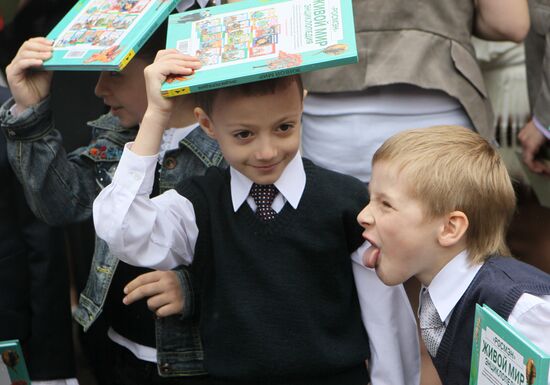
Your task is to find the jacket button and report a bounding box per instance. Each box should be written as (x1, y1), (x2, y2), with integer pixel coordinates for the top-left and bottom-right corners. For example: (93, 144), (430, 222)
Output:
(7, 129), (15, 137)
(164, 157), (177, 170)
(161, 363), (170, 372)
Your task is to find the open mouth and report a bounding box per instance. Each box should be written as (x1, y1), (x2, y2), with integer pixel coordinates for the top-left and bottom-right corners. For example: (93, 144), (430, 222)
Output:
(361, 234), (381, 269)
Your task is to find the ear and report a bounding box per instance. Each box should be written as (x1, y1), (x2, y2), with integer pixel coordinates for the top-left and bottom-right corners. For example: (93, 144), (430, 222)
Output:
(194, 107), (216, 139)
(438, 211), (468, 247)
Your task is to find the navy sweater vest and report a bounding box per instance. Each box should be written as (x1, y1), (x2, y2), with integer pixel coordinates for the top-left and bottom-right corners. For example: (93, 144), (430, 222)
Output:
(177, 159), (371, 385)
(432, 256), (550, 384)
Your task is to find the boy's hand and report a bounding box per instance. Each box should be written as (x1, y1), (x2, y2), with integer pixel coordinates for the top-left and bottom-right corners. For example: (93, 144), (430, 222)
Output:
(123, 270), (184, 317)
(518, 120), (550, 175)
(143, 49), (201, 122)
(6, 37), (54, 114)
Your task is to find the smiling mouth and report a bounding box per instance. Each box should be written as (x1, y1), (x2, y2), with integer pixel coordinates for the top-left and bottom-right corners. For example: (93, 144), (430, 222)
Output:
(252, 161), (280, 170)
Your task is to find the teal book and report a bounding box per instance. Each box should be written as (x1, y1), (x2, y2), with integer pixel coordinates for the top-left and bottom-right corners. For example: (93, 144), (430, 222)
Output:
(43, 0), (178, 71)
(160, 0), (357, 96)
(0, 340), (30, 385)
(470, 304), (549, 385)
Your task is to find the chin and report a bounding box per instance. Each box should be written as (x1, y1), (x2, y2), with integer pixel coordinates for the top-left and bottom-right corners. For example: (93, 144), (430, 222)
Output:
(376, 268), (408, 287)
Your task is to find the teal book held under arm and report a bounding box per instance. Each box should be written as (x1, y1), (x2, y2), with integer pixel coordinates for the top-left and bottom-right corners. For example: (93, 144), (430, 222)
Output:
(0, 340), (30, 385)
(470, 304), (550, 385)
(43, 0), (178, 71)
(160, 0), (357, 96)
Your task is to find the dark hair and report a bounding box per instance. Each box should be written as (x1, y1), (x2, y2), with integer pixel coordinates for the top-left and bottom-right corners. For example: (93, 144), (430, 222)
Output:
(136, 20), (168, 62)
(195, 75), (304, 116)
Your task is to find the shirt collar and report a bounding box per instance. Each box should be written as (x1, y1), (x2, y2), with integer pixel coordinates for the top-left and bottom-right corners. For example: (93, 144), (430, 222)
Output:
(230, 152), (305, 212)
(422, 249), (483, 324)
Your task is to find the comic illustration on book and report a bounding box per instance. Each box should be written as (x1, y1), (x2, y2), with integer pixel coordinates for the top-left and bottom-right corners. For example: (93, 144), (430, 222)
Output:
(161, 0), (357, 95)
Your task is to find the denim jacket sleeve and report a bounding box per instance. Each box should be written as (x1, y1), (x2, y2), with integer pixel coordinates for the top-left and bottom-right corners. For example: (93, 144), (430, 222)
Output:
(174, 265), (196, 319)
(0, 97), (99, 225)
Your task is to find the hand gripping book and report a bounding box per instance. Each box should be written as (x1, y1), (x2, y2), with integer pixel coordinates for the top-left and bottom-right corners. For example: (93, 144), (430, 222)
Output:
(43, 0), (178, 71)
(469, 304), (549, 385)
(160, 0), (357, 96)
(0, 340), (30, 385)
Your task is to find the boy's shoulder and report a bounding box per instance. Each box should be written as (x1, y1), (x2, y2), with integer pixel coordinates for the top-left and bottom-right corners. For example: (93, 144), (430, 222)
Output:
(481, 256), (550, 283)
(303, 157), (367, 195)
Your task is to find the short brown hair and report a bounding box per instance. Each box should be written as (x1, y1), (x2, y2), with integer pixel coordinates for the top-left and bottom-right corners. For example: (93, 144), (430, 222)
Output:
(373, 126), (516, 263)
(194, 75), (304, 116)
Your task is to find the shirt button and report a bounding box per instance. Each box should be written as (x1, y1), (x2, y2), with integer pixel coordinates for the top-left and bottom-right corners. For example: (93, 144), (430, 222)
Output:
(164, 157), (177, 170)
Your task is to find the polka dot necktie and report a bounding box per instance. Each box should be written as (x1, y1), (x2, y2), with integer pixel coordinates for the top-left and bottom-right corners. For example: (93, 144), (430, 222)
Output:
(419, 289), (446, 357)
(250, 183), (279, 221)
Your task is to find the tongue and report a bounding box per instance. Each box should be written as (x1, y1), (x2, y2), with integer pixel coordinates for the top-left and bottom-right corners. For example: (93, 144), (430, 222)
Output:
(363, 246), (380, 268)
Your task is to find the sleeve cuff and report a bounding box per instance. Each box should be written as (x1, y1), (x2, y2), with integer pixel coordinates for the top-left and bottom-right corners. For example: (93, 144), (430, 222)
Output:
(112, 142), (159, 195)
(0, 96), (53, 140)
(533, 116), (550, 140)
(174, 266), (195, 318)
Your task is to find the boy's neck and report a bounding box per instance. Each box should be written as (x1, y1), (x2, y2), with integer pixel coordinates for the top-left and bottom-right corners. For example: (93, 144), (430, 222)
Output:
(419, 243), (468, 287)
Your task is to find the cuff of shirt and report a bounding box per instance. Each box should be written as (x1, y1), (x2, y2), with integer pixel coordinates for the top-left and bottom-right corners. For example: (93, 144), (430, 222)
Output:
(533, 116), (550, 140)
(112, 143), (159, 195)
(0, 96), (53, 140)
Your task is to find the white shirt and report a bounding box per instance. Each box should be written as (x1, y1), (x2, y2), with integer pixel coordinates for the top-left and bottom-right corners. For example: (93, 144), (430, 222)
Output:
(94, 144), (420, 385)
(108, 124), (197, 362)
(421, 250), (550, 380)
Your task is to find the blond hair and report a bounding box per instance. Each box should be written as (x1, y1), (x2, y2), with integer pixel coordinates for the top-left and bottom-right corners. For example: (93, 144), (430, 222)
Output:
(373, 126), (516, 263)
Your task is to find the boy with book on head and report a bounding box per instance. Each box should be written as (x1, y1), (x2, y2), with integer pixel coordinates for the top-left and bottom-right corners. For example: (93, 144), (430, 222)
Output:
(93, 49), (420, 385)
(0, 19), (224, 385)
(357, 125), (550, 384)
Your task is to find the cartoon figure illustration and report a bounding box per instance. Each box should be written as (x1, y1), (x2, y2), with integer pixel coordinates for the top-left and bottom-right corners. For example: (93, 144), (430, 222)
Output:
(254, 51), (302, 69)
(526, 359), (536, 385)
(84, 45), (122, 63)
(317, 43), (349, 56)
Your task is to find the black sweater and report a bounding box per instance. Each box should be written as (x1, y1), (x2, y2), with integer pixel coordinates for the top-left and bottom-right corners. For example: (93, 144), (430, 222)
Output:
(178, 159), (371, 385)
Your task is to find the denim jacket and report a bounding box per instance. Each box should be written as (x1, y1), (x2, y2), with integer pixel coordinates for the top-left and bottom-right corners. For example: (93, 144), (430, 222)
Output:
(0, 96), (225, 376)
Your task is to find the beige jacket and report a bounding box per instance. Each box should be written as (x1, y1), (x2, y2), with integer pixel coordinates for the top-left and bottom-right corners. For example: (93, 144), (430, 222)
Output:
(301, 0), (494, 139)
(525, 0), (550, 132)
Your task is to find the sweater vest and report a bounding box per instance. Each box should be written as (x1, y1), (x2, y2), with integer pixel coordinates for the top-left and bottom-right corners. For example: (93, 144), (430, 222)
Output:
(432, 256), (550, 384)
(177, 159), (371, 384)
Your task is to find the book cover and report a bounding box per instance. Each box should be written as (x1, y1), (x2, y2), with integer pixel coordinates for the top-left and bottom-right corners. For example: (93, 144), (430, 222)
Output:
(43, 0), (178, 71)
(160, 0), (357, 96)
(0, 340), (30, 385)
(470, 304), (549, 385)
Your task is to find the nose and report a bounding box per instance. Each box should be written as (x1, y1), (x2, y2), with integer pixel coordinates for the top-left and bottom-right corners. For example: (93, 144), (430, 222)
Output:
(254, 136), (277, 161)
(357, 204), (374, 229)
(94, 72), (111, 98)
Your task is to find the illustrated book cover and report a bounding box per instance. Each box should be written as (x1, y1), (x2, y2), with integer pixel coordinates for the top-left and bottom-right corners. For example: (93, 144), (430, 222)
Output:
(160, 0), (357, 96)
(43, 0), (178, 71)
(469, 304), (549, 385)
(0, 340), (30, 385)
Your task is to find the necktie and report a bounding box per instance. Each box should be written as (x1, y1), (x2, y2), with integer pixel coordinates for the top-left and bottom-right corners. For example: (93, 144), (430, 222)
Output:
(419, 289), (446, 357)
(250, 183), (278, 221)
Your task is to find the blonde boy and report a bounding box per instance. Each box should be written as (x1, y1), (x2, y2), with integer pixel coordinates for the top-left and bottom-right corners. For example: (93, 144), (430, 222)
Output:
(358, 125), (550, 384)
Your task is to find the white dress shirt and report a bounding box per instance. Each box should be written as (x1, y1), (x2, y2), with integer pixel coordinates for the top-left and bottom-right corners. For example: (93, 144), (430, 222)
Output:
(421, 250), (550, 381)
(108, 124), (197, 363)
(94, 144), (420, 385)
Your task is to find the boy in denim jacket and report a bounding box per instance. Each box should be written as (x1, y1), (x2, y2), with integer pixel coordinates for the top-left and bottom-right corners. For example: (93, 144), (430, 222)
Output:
(0, 23), (224, 384)
(94, 50), (420, 385)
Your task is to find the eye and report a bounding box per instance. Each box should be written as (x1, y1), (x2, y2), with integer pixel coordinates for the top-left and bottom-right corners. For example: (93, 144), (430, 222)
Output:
(234, 131), (252, 139)
(277, 123), (295, 133)
(382, 200), (393, 209)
